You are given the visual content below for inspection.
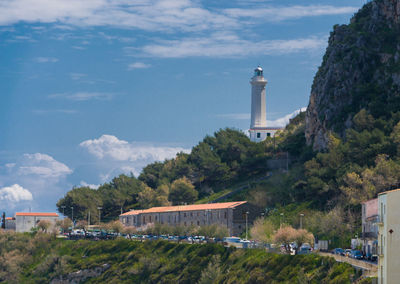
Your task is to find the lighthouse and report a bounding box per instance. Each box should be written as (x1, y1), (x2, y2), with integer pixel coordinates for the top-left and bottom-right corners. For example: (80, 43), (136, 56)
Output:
(249, 66), (279, 142)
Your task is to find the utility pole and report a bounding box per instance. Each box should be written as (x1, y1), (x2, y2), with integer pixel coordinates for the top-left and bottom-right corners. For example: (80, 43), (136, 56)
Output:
(71, 207), (74, 229)
(300, 213), (304, 229)
(245, 211), (249, 240)
(97, 207), (102, 225)
(88, 211), (91, 227)
(61, 206), (66, 233)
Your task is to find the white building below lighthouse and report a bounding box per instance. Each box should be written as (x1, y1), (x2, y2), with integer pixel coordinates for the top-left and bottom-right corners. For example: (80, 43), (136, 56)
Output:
(249, 66), (282, 142)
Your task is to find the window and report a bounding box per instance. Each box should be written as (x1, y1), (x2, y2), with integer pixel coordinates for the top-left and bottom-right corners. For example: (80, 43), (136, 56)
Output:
(267, 133), (271, 137)
(143, 216), (145, 224)
(155, 216), (157, 221)
(224, 212), (227, 219)
(197, 221), (200, 225)
(149, 216), (152, 222)
(197, 212), (199, 217)
(190, 212), (193, 217)
(184, 213), (187, 218)
(257, 132), (261, 138)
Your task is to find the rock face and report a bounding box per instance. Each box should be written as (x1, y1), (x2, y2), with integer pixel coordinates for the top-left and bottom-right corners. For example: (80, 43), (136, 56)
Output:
(306, 0), (400, 151)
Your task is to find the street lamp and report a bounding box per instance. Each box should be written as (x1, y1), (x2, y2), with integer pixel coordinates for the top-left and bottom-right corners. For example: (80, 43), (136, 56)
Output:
(71, 207), (74, 229)
(299, 213), (304, 229)
(97, 207), (103, 224)
(245, 211), (249, 240)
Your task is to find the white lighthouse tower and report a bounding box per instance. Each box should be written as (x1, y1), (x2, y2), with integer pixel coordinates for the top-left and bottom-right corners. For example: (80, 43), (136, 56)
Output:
(249, 66), (278, 142)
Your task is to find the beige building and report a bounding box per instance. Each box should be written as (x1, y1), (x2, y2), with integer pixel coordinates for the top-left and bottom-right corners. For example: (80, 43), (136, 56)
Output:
(362, 198), (378, 258)
(120, 201), (259, 236)
(378, 189), (400, 284)
(15, 212), (59, 233)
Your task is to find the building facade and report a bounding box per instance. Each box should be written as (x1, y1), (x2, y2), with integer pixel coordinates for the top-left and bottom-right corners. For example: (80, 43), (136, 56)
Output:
(378, 189), (400, 284)
(361, 198), (378, 258)
(248, 66), (282, 142)
(15, 212), (59, 233)
(5, 217), (16, 231)
(120, 201), (259, 236)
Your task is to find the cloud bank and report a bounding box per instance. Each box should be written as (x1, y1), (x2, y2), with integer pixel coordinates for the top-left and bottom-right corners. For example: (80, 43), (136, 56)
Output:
(80, 134), (190, 179)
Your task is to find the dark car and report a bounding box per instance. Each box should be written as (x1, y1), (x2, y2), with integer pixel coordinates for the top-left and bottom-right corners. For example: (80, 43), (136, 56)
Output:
(350, 250), (363, 260)
(331, 248), (344, 255)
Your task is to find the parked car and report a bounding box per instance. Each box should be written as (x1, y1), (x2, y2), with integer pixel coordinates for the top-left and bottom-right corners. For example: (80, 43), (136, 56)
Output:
(331, 248), (344, 255)
(350, 250), (363, 260)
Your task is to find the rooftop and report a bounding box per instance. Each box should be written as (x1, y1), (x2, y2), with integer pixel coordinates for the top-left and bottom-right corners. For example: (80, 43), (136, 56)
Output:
(378, 188), (400, 196)
(120, 201), (247, 216)
(15, 212), (59, 217)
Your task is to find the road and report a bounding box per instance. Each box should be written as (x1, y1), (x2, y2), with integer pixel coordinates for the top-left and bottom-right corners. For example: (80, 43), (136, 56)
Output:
(318, 252), (377, 278)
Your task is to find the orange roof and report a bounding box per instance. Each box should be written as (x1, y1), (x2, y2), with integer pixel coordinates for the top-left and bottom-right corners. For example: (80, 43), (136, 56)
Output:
(5, 217), (14, 220)
(15, 212), (59, 217)
(120, 201), (247, 216)
(378, 188), (400, 196)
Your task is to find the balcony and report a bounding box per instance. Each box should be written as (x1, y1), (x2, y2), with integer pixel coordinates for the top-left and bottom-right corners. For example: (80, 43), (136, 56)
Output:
(362, 232), (378, 239)
(375, 216), (384, 226)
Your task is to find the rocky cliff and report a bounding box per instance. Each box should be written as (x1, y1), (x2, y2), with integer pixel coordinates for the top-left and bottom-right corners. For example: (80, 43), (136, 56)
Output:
(306, 0), (400, 150)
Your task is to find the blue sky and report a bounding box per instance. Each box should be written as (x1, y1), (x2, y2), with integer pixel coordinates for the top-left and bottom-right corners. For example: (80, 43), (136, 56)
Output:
(0, 0), (367, 215)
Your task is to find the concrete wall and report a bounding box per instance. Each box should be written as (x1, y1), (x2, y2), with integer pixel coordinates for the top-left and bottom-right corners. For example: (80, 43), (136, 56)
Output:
(15, 215), (58, 233)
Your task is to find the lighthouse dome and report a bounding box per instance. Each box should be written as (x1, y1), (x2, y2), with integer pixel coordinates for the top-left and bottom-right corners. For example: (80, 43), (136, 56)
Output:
(254, 66), (263, 77)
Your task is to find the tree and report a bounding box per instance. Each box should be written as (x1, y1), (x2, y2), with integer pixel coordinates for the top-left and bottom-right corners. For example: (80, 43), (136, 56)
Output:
(37, 220), (52, 233)
(169, 177), (198, 205)
(250, 218), (275, 243)
(56, 218), (72, 233)
(273, 225), (314, 254)
(198, 255), (222, 284)
(108, 220), (124, 234)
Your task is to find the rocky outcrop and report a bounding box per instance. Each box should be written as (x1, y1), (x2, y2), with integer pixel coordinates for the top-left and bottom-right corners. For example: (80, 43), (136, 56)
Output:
(50, 264), (110, 284)
(306, 0), (400, 150)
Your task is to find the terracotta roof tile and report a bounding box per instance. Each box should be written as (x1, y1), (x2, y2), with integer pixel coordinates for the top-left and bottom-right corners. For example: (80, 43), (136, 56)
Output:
(15, 212), (59, 217)
(120, 201), (247, 216)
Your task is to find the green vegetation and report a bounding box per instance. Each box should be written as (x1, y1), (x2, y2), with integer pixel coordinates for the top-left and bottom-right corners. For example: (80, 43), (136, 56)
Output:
(0, 231), (356, 283)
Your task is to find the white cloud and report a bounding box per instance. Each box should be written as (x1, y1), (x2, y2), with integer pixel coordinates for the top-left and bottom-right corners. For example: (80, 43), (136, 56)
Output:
(224, 5), (358, 22)
(33, 57), (58, 63)
(80, 134), (189, 162)
(0, 1), (358, 33)
(128, 62), (151, 70)
(80, 181), (100, 190)
(80, 135), (190, 181)
(70, 73), (87, 80)
(139, 34), (327, 58)
(32, 109), (77, 114)
(0, 184), (33, 202)
(216, 107), (307, 127)
(48, 92), (114, 101)
(18, 153), (72, 178)
(215, 113), (250, 120)
(267, 107), (307, 127)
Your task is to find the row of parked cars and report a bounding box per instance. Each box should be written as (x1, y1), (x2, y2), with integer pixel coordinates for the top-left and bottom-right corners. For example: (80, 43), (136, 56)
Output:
(330, 248), (377, 261)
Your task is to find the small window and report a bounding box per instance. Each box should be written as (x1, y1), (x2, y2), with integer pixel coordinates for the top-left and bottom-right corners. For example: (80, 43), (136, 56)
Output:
(155, 216), (157, 221)
(224, 212), (227, 219)
(149, 216), (152, 222)
(190, 212), (193, 217)
(197, 221), (200, 225)
(184, 213), (187, 218)
(257, 132), (261, 138)
(267, 133), (271, 137)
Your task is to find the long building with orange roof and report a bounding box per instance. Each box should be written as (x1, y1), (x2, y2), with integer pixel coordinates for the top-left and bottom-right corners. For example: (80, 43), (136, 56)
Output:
(119, 201), (259, 236)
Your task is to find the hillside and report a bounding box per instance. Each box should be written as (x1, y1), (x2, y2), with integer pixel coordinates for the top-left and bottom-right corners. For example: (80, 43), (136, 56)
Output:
(306, 0), (400, 150)
(0, 232), (356, 283)
(57, 0), (400, 247)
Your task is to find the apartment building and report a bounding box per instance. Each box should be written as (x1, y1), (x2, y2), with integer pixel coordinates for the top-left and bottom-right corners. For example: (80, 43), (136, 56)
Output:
(378, 189), (400, 284)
